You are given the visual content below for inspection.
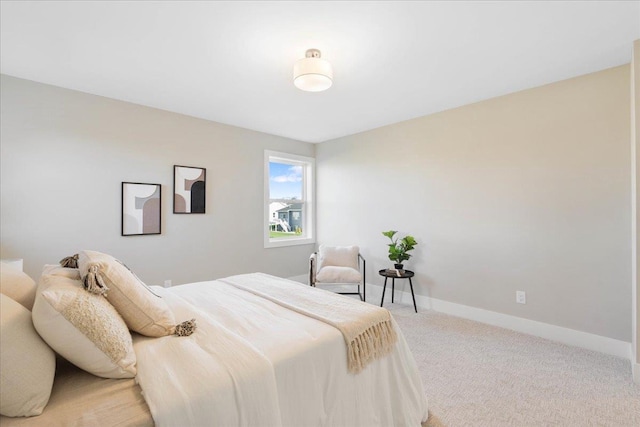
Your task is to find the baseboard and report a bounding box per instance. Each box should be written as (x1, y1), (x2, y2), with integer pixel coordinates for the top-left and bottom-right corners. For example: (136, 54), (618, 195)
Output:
(365, 282), (631, 360)
(286, 275), (633, 360)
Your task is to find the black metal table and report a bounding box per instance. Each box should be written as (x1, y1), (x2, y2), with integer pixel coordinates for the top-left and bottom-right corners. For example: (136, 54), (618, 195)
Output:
(378, 269), (417, 313)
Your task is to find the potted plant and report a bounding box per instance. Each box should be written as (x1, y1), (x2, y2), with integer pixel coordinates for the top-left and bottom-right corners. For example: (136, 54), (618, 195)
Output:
(382, 230), (417, 270)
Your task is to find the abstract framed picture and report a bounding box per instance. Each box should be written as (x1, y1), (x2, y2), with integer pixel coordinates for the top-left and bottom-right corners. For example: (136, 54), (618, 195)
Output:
(173, 165), (206, 214)
(121, 182), (161, 236)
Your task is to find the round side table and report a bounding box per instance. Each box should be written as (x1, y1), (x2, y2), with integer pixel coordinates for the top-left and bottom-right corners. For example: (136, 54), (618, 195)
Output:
(378, 269), (417, 313)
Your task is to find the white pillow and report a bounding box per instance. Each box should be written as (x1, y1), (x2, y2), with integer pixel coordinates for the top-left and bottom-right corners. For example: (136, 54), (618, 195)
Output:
(0, 294), (56, 417)
(32, 274), (137, 379)
(0, 262), (36, 310)
(317, 245), (360, 271)
(41, 264), (81, 280)
(78, 250), (180, 337)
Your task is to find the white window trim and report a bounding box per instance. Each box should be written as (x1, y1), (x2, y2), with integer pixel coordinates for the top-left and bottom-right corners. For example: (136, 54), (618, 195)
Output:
(264, 150), (315, 248)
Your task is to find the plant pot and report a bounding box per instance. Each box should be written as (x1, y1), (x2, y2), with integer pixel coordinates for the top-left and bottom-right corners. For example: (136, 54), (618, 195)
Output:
(394, 263), (404, 270)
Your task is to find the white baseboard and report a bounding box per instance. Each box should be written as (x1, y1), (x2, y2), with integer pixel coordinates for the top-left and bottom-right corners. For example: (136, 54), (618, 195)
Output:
(286, 275), (633, 360)
(365, 283), (631, 360)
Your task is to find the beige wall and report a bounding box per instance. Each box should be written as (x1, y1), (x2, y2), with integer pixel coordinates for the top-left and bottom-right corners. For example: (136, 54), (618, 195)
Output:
(633, 40), (640, 371)
(316, 66), (631, 341)
(0, 75), (315, 284)
(1, 65), (634, 344)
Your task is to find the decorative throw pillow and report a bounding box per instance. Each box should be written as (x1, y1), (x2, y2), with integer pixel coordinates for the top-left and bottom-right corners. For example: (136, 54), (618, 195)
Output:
(32, 273), (137, 379)
(0, 261), (37, 310)
(0, 294), (56, 417)
(77, 250), (193, 337)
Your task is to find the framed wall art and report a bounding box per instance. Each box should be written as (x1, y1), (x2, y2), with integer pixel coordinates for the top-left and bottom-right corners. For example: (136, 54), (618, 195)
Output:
(121, 182), (161, 236)
(173, 165), (206, 214)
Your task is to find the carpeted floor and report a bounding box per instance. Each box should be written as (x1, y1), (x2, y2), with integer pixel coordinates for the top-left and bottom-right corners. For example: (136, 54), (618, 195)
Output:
(387, 304), (640, 427)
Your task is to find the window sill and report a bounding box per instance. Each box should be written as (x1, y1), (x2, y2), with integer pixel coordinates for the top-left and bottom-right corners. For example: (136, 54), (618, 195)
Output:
(264, 236), (315, 249)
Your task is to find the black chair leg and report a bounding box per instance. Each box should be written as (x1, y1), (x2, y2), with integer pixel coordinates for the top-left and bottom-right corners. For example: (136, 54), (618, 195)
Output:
(363, 266), (366, 302)
(362, 281), (366, 302)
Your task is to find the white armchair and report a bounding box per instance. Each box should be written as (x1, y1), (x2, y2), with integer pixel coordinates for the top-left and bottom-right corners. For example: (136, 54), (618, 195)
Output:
(309, 245), (366, 301)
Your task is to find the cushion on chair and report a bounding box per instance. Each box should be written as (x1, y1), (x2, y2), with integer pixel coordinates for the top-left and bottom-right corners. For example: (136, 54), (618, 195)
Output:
(317, 245), (359, 271)
(315, 266), (362, 284)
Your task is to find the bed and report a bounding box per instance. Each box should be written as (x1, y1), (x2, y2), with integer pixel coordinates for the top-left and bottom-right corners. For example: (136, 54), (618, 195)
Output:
(0, 254), (428, 426)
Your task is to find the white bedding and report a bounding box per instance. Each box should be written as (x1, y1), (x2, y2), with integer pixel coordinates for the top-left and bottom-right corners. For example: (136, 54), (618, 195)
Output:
(134, 274), (428, 427)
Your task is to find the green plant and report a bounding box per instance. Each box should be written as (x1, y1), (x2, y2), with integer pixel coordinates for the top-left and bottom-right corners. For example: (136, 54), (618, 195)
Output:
(382, 230), (417, 265)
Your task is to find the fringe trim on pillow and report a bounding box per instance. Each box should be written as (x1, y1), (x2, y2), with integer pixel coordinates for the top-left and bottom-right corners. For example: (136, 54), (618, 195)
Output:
(347, 319), (397, 374)
(60, 254), (79, 268)
(83, 265), (109, 296)
(174, 319), (197, 337)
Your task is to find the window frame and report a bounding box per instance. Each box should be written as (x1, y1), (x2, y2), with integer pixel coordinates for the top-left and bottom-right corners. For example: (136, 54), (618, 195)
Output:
(264, 150), (315, 248)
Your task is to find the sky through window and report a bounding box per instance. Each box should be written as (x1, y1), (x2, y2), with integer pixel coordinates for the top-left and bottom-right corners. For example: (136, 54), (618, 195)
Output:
(269, 162), (302, 200)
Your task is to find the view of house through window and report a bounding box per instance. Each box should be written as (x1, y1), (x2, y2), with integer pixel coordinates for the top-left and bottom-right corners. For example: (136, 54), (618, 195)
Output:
(265, 151), (314, 247)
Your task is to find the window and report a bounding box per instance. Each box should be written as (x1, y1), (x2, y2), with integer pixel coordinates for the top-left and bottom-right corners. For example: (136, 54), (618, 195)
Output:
(264, 150), (315, 248)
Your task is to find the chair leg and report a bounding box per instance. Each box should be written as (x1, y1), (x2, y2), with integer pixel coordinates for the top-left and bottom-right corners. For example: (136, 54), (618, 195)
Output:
(363, 266), (366, 302)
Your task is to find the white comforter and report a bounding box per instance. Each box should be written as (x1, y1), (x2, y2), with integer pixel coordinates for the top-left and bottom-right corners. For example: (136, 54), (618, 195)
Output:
(133, 274), (428, 427)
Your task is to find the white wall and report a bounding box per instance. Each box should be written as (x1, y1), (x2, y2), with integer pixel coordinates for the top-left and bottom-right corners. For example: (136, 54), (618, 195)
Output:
(632, 40), (640, 381)
(0, 75), (315, 284)
(316, 65), (631, 342)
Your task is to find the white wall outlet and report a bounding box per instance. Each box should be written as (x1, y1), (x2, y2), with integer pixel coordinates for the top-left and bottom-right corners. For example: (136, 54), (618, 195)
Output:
(516, 291), (526, 304)
(163, 279), (172, 288)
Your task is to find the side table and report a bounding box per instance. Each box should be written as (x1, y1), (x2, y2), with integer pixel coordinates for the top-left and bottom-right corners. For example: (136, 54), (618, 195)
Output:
(378, 269), (417, 313)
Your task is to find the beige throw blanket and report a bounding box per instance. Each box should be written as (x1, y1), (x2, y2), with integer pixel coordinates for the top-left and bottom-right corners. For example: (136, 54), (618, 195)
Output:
(219, 273), (397, 373)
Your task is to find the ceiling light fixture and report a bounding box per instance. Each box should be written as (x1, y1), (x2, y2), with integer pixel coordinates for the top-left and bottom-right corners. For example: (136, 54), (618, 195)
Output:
(293, 49), (333, 92)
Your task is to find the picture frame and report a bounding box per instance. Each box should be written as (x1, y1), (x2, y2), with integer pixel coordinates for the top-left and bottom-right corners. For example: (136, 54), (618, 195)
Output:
(121, 182), (161, 236)
(173, 165), (206, 214)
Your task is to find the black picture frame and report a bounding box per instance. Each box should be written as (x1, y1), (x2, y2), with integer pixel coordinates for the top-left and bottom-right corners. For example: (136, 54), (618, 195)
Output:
(173, 165), (206, 214)
(121, 182), (162, 236)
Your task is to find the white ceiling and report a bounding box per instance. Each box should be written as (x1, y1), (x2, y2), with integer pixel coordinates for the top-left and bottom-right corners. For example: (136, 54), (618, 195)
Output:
(1, 1), (639, 143)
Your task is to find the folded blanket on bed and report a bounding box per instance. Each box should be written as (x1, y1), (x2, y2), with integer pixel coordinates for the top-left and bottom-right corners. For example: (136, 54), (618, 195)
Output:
(220, 273), (397, 373)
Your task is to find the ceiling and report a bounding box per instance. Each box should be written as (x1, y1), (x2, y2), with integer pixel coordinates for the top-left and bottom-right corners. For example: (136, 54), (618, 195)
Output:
(1, 1), (639, 143)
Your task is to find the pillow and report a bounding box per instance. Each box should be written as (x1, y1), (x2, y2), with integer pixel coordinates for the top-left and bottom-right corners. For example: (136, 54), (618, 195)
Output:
(317, 245), (360, 271)
(0, 261), (37, 311)
(0, 294), (55, 417)
(32, 273), (136, 379)
(41, 264), (81, 280)
(78, 250), (180, 337)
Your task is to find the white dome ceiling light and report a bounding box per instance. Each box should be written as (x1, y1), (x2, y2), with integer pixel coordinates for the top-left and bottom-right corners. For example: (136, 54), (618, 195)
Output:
(293, 49), (333, 92)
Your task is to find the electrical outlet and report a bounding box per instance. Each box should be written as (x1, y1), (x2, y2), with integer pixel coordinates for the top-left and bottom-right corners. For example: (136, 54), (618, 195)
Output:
(163, 280), (172, 288)
(516, 291), (526, 304)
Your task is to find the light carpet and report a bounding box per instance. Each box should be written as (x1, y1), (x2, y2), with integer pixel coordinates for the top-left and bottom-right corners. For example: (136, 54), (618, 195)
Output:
(387, 305), (640, 427)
